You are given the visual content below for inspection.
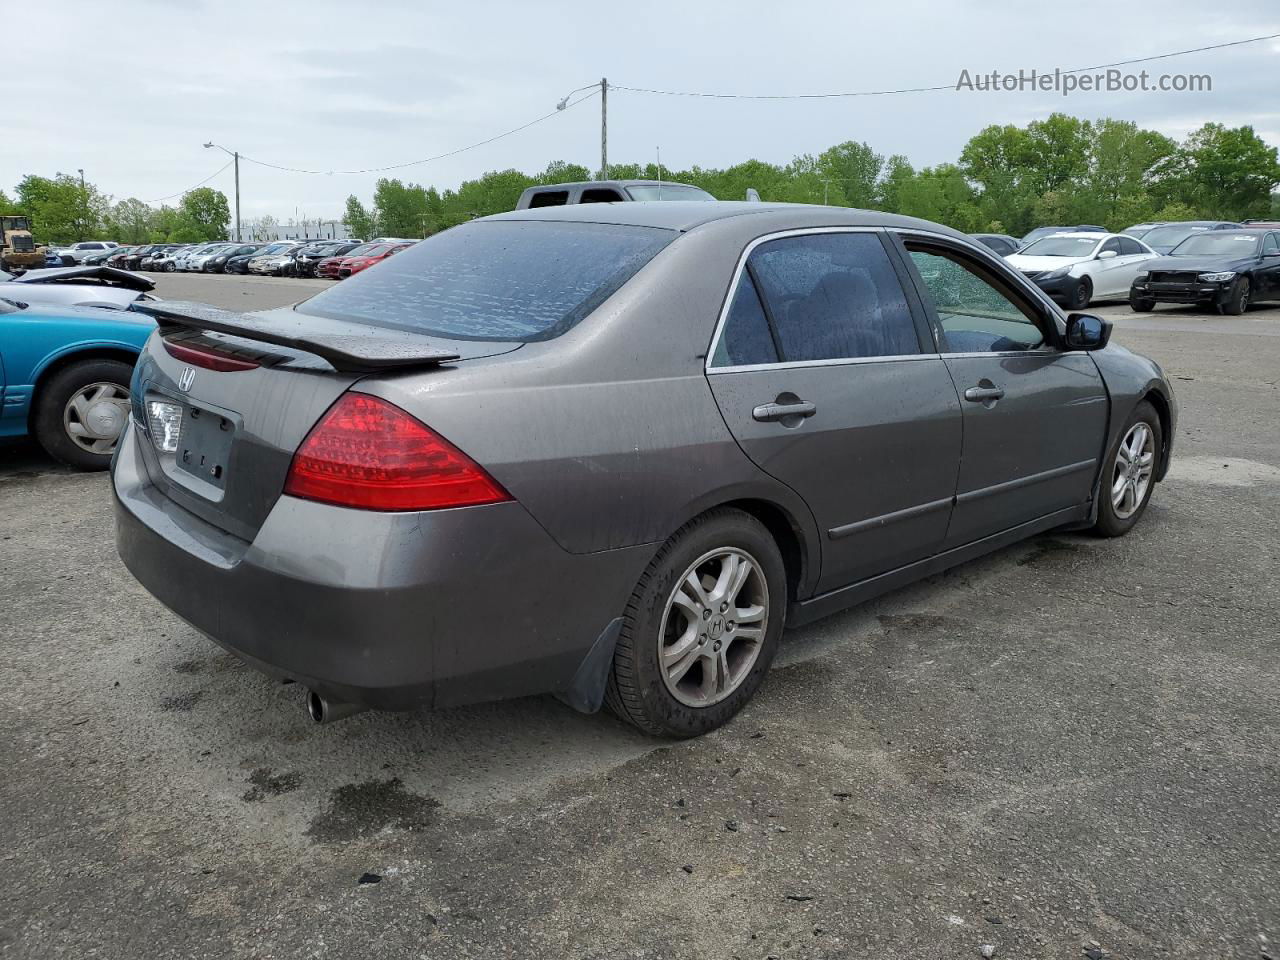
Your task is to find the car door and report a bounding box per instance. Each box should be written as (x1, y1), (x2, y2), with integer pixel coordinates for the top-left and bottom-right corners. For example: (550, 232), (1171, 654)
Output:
(896, 235), (1109, 548)
(1116, 235), (1153, 289)
(1086, 237), (1132, 297)
(1261, 232), (1280, 300)
(705, 229), (963, 594)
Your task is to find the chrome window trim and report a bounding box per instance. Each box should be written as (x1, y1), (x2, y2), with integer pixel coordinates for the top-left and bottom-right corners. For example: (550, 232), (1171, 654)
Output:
(704, 226), (930, 375)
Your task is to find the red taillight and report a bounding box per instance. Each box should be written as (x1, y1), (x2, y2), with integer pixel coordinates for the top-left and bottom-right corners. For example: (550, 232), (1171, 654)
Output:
(163, 339), (260, 372)
(283, 393), (511, 511)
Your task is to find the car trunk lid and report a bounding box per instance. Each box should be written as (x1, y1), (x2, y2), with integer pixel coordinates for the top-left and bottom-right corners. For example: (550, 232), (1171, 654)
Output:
(128, 301), (519, 541)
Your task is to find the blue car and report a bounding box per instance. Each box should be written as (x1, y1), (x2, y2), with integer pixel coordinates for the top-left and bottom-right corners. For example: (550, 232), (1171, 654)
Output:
(0, 296), (153, 469)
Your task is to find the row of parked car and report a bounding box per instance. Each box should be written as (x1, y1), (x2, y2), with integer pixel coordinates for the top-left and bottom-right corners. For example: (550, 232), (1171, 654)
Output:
(968, 219), (1280, 313)
(53, 237), (420, 280)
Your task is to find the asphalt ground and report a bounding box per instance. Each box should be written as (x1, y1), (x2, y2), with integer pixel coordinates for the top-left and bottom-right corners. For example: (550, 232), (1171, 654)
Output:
(2, 273), (1278, 959)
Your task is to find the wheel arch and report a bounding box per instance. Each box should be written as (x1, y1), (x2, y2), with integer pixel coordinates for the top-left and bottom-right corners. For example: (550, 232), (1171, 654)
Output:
(27, 345), (139, 430)
(1141, 386), (1174, 480)
(656, 490), (821, 609)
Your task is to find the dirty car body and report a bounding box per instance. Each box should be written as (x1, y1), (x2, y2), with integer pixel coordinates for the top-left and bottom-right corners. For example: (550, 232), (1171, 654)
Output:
(112, 203), (1176, 731)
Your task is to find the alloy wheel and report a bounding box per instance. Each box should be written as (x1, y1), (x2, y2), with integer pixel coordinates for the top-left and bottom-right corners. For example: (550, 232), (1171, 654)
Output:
(658, 548), (769, 708)
(63, 382), (130, 455)
(1112, 421), (1155, 520)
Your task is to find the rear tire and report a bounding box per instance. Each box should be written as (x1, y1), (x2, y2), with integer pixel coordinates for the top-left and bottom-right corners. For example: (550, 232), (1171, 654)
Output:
(604, 509), (786, 738)
(1093, 400), (1162, 538)
(33, 359), (134, 471)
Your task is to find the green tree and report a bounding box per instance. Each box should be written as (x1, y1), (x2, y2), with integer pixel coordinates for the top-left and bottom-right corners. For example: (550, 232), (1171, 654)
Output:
(817, 141), (883, 208)
(106, 198), (155, 244)
(1175, 123), (1280, 221)
(372, 178), (433, 236)
(1083, 119), (1177, 229)
(0, 189), (16, 213)
(179, 187), (230, 240)
(15, 173), (110, 244)
(343, 195), (375, 240)
(960, 124), (1038, 234)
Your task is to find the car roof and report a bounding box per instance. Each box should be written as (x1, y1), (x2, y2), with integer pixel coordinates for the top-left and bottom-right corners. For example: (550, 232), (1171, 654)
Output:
(482, 200), (975, 239)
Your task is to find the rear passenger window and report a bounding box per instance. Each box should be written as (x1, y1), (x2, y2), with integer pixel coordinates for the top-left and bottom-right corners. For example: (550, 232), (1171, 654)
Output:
(528, 191), (568, 208)
(711, 271), (778, 367)
(716, 232), (920, 364)
(580, 189), (624, 203)
(1118, 237), (1144, 255)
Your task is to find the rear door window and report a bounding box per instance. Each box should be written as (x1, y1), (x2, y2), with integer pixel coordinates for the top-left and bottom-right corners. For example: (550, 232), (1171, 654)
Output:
(727, 232), (921, 362)
(296, 220), (675, 342)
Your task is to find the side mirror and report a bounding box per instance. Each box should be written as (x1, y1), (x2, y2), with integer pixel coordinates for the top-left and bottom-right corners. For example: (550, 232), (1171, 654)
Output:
(1065, 312), (1111, 350)
(1096, 249), (1118, 260)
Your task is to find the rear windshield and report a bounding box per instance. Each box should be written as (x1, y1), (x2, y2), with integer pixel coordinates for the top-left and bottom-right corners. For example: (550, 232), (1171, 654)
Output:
(296, 220), (676, 341)
(625, 184), (715, 202)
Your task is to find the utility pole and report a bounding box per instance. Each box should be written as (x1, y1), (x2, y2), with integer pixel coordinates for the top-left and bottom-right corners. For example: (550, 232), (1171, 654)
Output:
(204, 142), (241, 242)
(599, 77), (608, 180)
(77, 168), (86, 240)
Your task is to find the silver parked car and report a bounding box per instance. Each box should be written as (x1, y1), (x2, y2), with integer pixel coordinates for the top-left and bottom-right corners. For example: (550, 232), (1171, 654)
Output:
(113, 203), (1177, 737)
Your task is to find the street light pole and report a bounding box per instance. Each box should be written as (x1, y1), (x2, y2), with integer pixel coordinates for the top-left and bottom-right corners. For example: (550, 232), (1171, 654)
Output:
(555, 79), (608, 180)
(203, 142), (241, 242)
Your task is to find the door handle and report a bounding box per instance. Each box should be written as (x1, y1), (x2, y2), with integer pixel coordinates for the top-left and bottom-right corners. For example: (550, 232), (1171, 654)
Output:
(752, 400), (817, 422)
(964, 385), (1005, 403)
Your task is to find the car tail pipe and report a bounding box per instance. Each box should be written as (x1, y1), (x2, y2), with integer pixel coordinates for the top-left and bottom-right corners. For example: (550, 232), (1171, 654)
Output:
(305, 689), (368, 725)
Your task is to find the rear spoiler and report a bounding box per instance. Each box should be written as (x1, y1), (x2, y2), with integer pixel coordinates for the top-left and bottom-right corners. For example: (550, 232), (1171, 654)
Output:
(15, 264), (156, 291)
(133, 300), (461, 374)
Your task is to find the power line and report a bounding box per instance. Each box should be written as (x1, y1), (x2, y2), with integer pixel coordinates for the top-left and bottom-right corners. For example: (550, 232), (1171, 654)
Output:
(144, 159), (234, 203)
(613, 32), (1280, 99)
(235, 88), (600, 176)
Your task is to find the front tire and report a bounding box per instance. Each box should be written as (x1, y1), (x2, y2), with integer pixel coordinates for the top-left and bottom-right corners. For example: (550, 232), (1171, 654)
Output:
(1222, 276), (1250, 316)
(1069, 277), (1093, 311)
(1093, 400), (1162, 537)
(33, 359), (134, 470)
(1129, 295), (1155, 312)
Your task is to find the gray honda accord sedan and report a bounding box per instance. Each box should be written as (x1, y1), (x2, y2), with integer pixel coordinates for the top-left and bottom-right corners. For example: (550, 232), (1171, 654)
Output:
(113, 202), (1176, 737)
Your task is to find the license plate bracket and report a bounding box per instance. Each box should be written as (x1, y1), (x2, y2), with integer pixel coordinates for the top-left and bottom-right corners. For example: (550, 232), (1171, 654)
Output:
(175, 404), (234, 490)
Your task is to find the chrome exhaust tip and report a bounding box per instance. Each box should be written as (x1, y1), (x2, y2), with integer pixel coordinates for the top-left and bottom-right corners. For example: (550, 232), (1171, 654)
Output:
(306, 689), (368, 725)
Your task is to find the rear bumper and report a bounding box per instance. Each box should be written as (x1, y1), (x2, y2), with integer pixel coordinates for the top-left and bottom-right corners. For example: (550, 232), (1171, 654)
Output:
(112, 421), (651, 711)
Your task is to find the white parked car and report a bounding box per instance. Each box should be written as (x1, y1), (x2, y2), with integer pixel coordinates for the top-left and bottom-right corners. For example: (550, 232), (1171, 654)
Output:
(184, 242), (239, 272)
(51, 241), (118, 266)
(175, 243), (225, 271)
(1005, 232), (1159, 309)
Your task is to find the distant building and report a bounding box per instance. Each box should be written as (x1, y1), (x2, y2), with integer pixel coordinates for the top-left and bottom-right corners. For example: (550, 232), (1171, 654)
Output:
(243, 220), (358, 242)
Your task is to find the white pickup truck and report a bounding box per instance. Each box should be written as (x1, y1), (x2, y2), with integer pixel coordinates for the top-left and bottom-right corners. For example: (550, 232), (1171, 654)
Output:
(52, 241), (118, 266)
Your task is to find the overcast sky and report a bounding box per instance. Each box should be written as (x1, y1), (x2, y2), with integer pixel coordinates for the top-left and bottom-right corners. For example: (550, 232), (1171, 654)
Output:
(6, 1), (1279, 223)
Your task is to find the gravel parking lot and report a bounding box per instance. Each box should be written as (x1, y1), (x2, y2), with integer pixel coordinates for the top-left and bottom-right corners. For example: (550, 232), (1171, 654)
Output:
(3, 276), (1278, 959)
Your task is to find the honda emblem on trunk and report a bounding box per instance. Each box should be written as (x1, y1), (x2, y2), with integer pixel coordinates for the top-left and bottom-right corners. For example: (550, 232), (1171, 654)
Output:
(178, 366), (196, 392)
